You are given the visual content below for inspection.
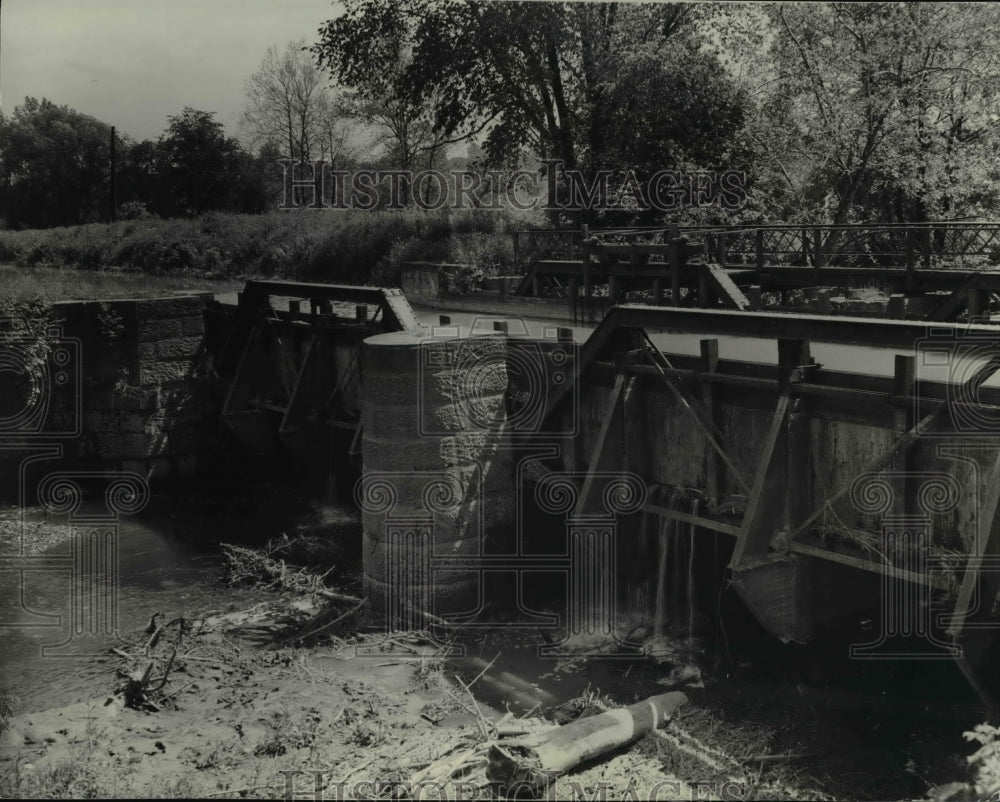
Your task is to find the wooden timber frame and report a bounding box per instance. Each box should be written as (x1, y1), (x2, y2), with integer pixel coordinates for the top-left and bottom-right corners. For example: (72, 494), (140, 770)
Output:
(542, 304), (1000, 717)
(514, 223), (1000, 324)
(212, 281), (420, 482)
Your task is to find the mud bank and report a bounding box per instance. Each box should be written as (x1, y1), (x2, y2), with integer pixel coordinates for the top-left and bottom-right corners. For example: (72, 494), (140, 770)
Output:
(0, 505), (990, 801)
(0, 595), (827, 801)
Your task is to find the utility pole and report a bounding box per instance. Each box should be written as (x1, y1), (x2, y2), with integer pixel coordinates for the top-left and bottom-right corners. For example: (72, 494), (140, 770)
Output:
(109, 126), (117, 222)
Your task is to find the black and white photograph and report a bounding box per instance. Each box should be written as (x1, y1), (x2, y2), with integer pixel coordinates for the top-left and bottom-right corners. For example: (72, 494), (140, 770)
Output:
(1, 1), (999, 799)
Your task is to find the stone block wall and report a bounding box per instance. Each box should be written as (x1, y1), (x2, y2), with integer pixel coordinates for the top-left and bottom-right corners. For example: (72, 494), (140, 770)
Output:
(50, 293), (219, 484)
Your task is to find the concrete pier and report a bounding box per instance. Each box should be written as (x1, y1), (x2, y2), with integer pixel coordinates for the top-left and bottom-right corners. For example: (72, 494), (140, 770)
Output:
(358, 330), (514, 620)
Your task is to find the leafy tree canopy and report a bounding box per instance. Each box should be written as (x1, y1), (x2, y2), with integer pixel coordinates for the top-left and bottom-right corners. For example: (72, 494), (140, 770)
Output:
(0, 97), (118, 228)
(313, 0), (751, 180)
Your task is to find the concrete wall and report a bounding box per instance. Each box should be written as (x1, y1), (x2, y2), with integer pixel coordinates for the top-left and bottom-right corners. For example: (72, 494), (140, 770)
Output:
(401, 261), (574, 322)
(400, 262), (445, 303)
(414, 293), (574, 322)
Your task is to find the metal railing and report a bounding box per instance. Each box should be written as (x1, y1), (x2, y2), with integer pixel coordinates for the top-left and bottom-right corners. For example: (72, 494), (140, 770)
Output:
(513, 222), (1000, 271)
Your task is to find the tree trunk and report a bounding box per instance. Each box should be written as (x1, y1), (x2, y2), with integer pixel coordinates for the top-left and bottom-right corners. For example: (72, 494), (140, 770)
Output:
(487, 691), (688, 795)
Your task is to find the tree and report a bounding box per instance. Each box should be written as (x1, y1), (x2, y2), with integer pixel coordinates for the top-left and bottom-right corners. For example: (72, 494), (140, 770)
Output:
(315, 1), (740, 167)
(156, 108), (246, 216)
(315, 9), (462, 205)
(0, 97), (119, 228)
(118, 139), (161, 212)
(313, 1), (752, 221)
(312, 91), (356, 170)
(241, 40), (359, 169)
(339, 86), (448, 174)
(241, 40), (340, 163)
(315, 10), (455, 176)
(765, 2), (1000, 223)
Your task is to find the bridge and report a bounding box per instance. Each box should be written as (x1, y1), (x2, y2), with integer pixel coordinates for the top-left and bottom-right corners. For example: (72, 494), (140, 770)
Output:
(204, 265), (1000, 717)
(511, 222), (1000, 324)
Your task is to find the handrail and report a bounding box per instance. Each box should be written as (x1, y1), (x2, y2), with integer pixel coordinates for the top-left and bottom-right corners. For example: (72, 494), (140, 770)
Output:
(512, 222), (1000, 275)
(240, 280), (422, 334)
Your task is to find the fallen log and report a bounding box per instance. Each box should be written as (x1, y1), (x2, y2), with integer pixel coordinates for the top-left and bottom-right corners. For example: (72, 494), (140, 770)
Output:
(487, 691), (688, 796)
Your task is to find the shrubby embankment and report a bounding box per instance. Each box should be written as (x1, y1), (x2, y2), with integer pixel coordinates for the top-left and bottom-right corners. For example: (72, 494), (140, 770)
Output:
(0, 208), (527, 288)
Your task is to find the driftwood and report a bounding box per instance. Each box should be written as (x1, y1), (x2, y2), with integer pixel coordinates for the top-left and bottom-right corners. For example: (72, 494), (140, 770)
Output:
(220, 542), (358, 602)
(280, 597), (368, 645)
(117, 645), (180, 710)
(144, 616), (187, 655)
(487, 691), (688, 796)
(114, 616), (192, 710)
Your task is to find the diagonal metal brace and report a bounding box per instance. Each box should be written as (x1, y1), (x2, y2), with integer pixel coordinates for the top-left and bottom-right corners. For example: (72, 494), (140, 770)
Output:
(788, 352), (1000, 542)
(638, 331), (751, 494)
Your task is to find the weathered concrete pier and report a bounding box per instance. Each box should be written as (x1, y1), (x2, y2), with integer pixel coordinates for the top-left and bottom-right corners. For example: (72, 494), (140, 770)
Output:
(359, 329), (514, 618)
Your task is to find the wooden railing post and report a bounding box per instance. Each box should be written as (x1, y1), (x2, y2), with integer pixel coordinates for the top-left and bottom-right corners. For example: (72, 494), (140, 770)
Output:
(969, 287), (987, 321)
(779, 338), (812, 532)
(700, 338), (724, 507)
(698, 270), (710, 308)
(668, 229), (681, 307)
(892, 355), (916, 519)
(905, 227), (916, 272)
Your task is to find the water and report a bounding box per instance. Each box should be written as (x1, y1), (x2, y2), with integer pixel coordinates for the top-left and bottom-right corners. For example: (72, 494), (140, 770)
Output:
(0, 263), (241, 302)
(0, 494), (293, 713)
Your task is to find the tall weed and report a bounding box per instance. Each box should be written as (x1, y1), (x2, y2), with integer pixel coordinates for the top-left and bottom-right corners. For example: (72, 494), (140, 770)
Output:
(0, 208), (530, 288)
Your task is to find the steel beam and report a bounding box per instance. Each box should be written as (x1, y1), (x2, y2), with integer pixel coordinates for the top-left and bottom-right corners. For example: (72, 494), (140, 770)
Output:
(573, 371), (627, 519)
(731, 395), (790, 566)
(643, 502), (740, 537)
(243, 280), (420, 333)
(610, 304), (1000, 349)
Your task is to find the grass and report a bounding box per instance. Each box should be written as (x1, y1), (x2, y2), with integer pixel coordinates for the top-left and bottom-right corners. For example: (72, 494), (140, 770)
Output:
(0, 264), (242, 303)
(0, 208), (533, 293)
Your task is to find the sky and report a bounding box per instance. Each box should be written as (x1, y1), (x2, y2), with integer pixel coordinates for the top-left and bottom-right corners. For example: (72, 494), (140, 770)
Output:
(0, 0), (344, 142)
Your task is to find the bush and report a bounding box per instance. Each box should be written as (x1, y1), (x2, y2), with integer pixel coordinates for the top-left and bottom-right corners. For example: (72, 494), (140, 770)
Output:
(0, 208), (526, 288)
(118, 201), (154, 220)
